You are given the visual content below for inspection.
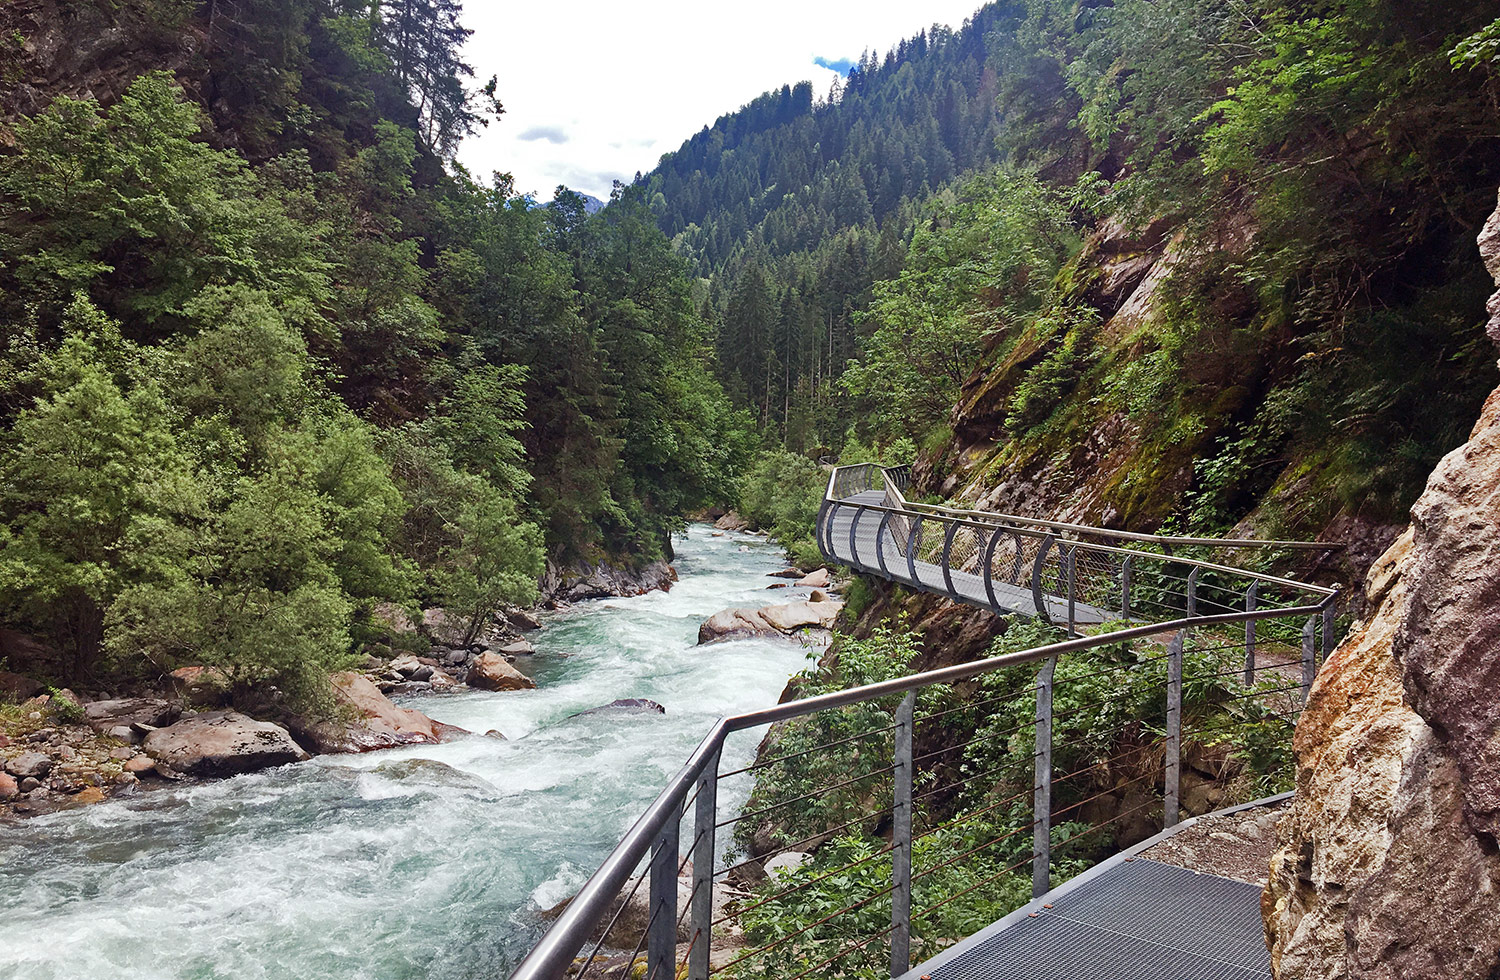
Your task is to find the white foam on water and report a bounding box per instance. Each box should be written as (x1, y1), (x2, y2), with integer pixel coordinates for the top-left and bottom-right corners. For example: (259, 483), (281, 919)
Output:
(0, 525), (815, 979)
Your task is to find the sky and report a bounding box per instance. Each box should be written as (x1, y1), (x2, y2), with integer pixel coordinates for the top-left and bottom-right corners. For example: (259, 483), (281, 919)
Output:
(455, 0), (989, 202)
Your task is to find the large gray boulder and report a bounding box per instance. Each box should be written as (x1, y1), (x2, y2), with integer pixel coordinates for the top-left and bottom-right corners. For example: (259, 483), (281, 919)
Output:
(83, 698), (180, 733)
(697, 600), (842, 645)
(142, 711), (308, 777)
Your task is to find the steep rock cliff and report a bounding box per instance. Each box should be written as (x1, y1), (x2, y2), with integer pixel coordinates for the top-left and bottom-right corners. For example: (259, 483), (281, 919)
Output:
(1262, 192), (1500, 978)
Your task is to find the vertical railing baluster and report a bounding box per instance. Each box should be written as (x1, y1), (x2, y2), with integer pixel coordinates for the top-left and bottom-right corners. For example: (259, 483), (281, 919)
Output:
(1186, 566), (1200, 619)
(982, 527), (1004, 614)
(940, 520), (958, 598)
(689, 752), (719, 980)
(1302, 616), (1317, 702)
(1120, 556), (1133, 623)
(1065, 545), (1078, 637)
(890, 692), (915, 978)
(905, 517), (922, 587)
(1321, 599), (1337, 664)
(1033, 656), (1056, 898)
(1164, 630), (1183, 829)
(1031, 534), (1056, 623)
(875, 512), (892, 578)
(647, 810), (679, 980)
(848, 507), (865, 571)
(1243, 582), (1258, 687)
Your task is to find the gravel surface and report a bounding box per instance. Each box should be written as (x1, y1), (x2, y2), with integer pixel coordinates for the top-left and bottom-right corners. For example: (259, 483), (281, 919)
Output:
(1140, 799), (1290, 885)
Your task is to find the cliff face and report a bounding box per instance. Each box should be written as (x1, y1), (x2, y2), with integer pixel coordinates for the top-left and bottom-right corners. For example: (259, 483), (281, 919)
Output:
(1262, 193), (1500, 978)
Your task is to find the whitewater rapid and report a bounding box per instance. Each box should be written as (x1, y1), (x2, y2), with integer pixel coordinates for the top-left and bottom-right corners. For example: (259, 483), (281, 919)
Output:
(0, 526), (815, 980)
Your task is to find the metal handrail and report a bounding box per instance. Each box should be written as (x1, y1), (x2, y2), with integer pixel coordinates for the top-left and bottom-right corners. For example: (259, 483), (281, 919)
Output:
(508, 602), (1332, 980)
(824, 462), (1342, 552)
(820, 495), (1336, 599)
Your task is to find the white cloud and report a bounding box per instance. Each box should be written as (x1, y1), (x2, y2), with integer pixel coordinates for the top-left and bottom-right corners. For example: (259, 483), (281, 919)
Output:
(456, 0), (988, 201)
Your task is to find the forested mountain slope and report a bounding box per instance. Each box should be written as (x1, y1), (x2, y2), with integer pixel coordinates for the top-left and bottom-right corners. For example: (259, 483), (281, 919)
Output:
(648, 0), (1500, 578)
(0, 0), (750, 695)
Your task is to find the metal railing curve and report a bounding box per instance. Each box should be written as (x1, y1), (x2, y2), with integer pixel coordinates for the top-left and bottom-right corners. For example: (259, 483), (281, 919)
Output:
(817, 462), (1338, 632)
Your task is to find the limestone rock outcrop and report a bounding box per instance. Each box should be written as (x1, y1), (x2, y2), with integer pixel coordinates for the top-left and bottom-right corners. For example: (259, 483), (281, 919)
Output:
(1263, 190), (1500, 979)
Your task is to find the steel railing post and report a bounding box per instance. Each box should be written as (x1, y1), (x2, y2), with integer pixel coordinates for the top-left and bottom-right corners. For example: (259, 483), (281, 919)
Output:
(891, 692), (915, 978)
(1186, 566), (1200, 619)
(848, 507), (865, 571)
(940, 520), (959, 597)
(1243, 582), (1258, 686)
(815, 500), (832, 563)
(689, 750), (719, 980)
(1033, 656), (1056, 898)
(1031, 534), (1057, 624)
(1164, 630), (1183, 829)
(1121, 556), (1133, 623)
(1065, 545), (1078, 637)
(875, 511), (893, 578)
(982, 528), (1004, 614)
(1321, 599), (1337, 663)
(1302, 616), (1317, 702)
(906, 517), (923, 586)
(647, 809), (679, 980)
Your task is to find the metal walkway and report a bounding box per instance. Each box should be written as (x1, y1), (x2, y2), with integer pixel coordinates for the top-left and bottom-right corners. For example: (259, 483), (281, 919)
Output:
(816, 462), (1336, 631)
(905, 859), (1269, 980)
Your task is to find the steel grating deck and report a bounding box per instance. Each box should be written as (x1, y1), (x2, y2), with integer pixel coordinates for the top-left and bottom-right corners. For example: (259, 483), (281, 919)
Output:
(915, 859), (1270, 980)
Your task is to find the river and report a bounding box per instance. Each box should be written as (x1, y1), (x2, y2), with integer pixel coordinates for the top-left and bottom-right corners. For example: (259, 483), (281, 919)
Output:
(0, 525), (814, 980)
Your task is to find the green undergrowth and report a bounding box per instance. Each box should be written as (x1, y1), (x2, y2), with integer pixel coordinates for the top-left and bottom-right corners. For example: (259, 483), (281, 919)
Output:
(725, 617), (1299, 978)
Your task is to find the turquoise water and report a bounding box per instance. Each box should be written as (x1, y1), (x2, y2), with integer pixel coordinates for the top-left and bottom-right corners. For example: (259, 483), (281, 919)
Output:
(0, 526), (816, 980)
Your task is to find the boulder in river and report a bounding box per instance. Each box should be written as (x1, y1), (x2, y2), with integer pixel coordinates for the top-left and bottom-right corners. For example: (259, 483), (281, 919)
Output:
(142, 711), (308, 777)
(713, 511), (750, 532)
(697, 599), (843, 644)
(571, 698), (666, 718)
(301, 673), (468, 754)
(793, 567), (831, 589)
(83, 698), (181, 734)
(503, 607), (543, 631)
(0, 772), (16, 799)
(468, 653), (538, 692)
(498, 639), (535, 657)
(766, 567), (804, 579)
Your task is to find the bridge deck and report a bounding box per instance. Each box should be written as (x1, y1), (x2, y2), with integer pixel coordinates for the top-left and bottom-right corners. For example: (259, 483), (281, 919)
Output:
(901, 858), (1270, 980)
(824, 490), (1115, 625)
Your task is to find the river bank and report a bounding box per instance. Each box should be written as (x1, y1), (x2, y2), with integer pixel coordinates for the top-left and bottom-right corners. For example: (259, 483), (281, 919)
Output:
(0, 525), (824, 979)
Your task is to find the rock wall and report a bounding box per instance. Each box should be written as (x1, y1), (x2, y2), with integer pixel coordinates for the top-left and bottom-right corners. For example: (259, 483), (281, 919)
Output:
(1262, 191), (1500, 978)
